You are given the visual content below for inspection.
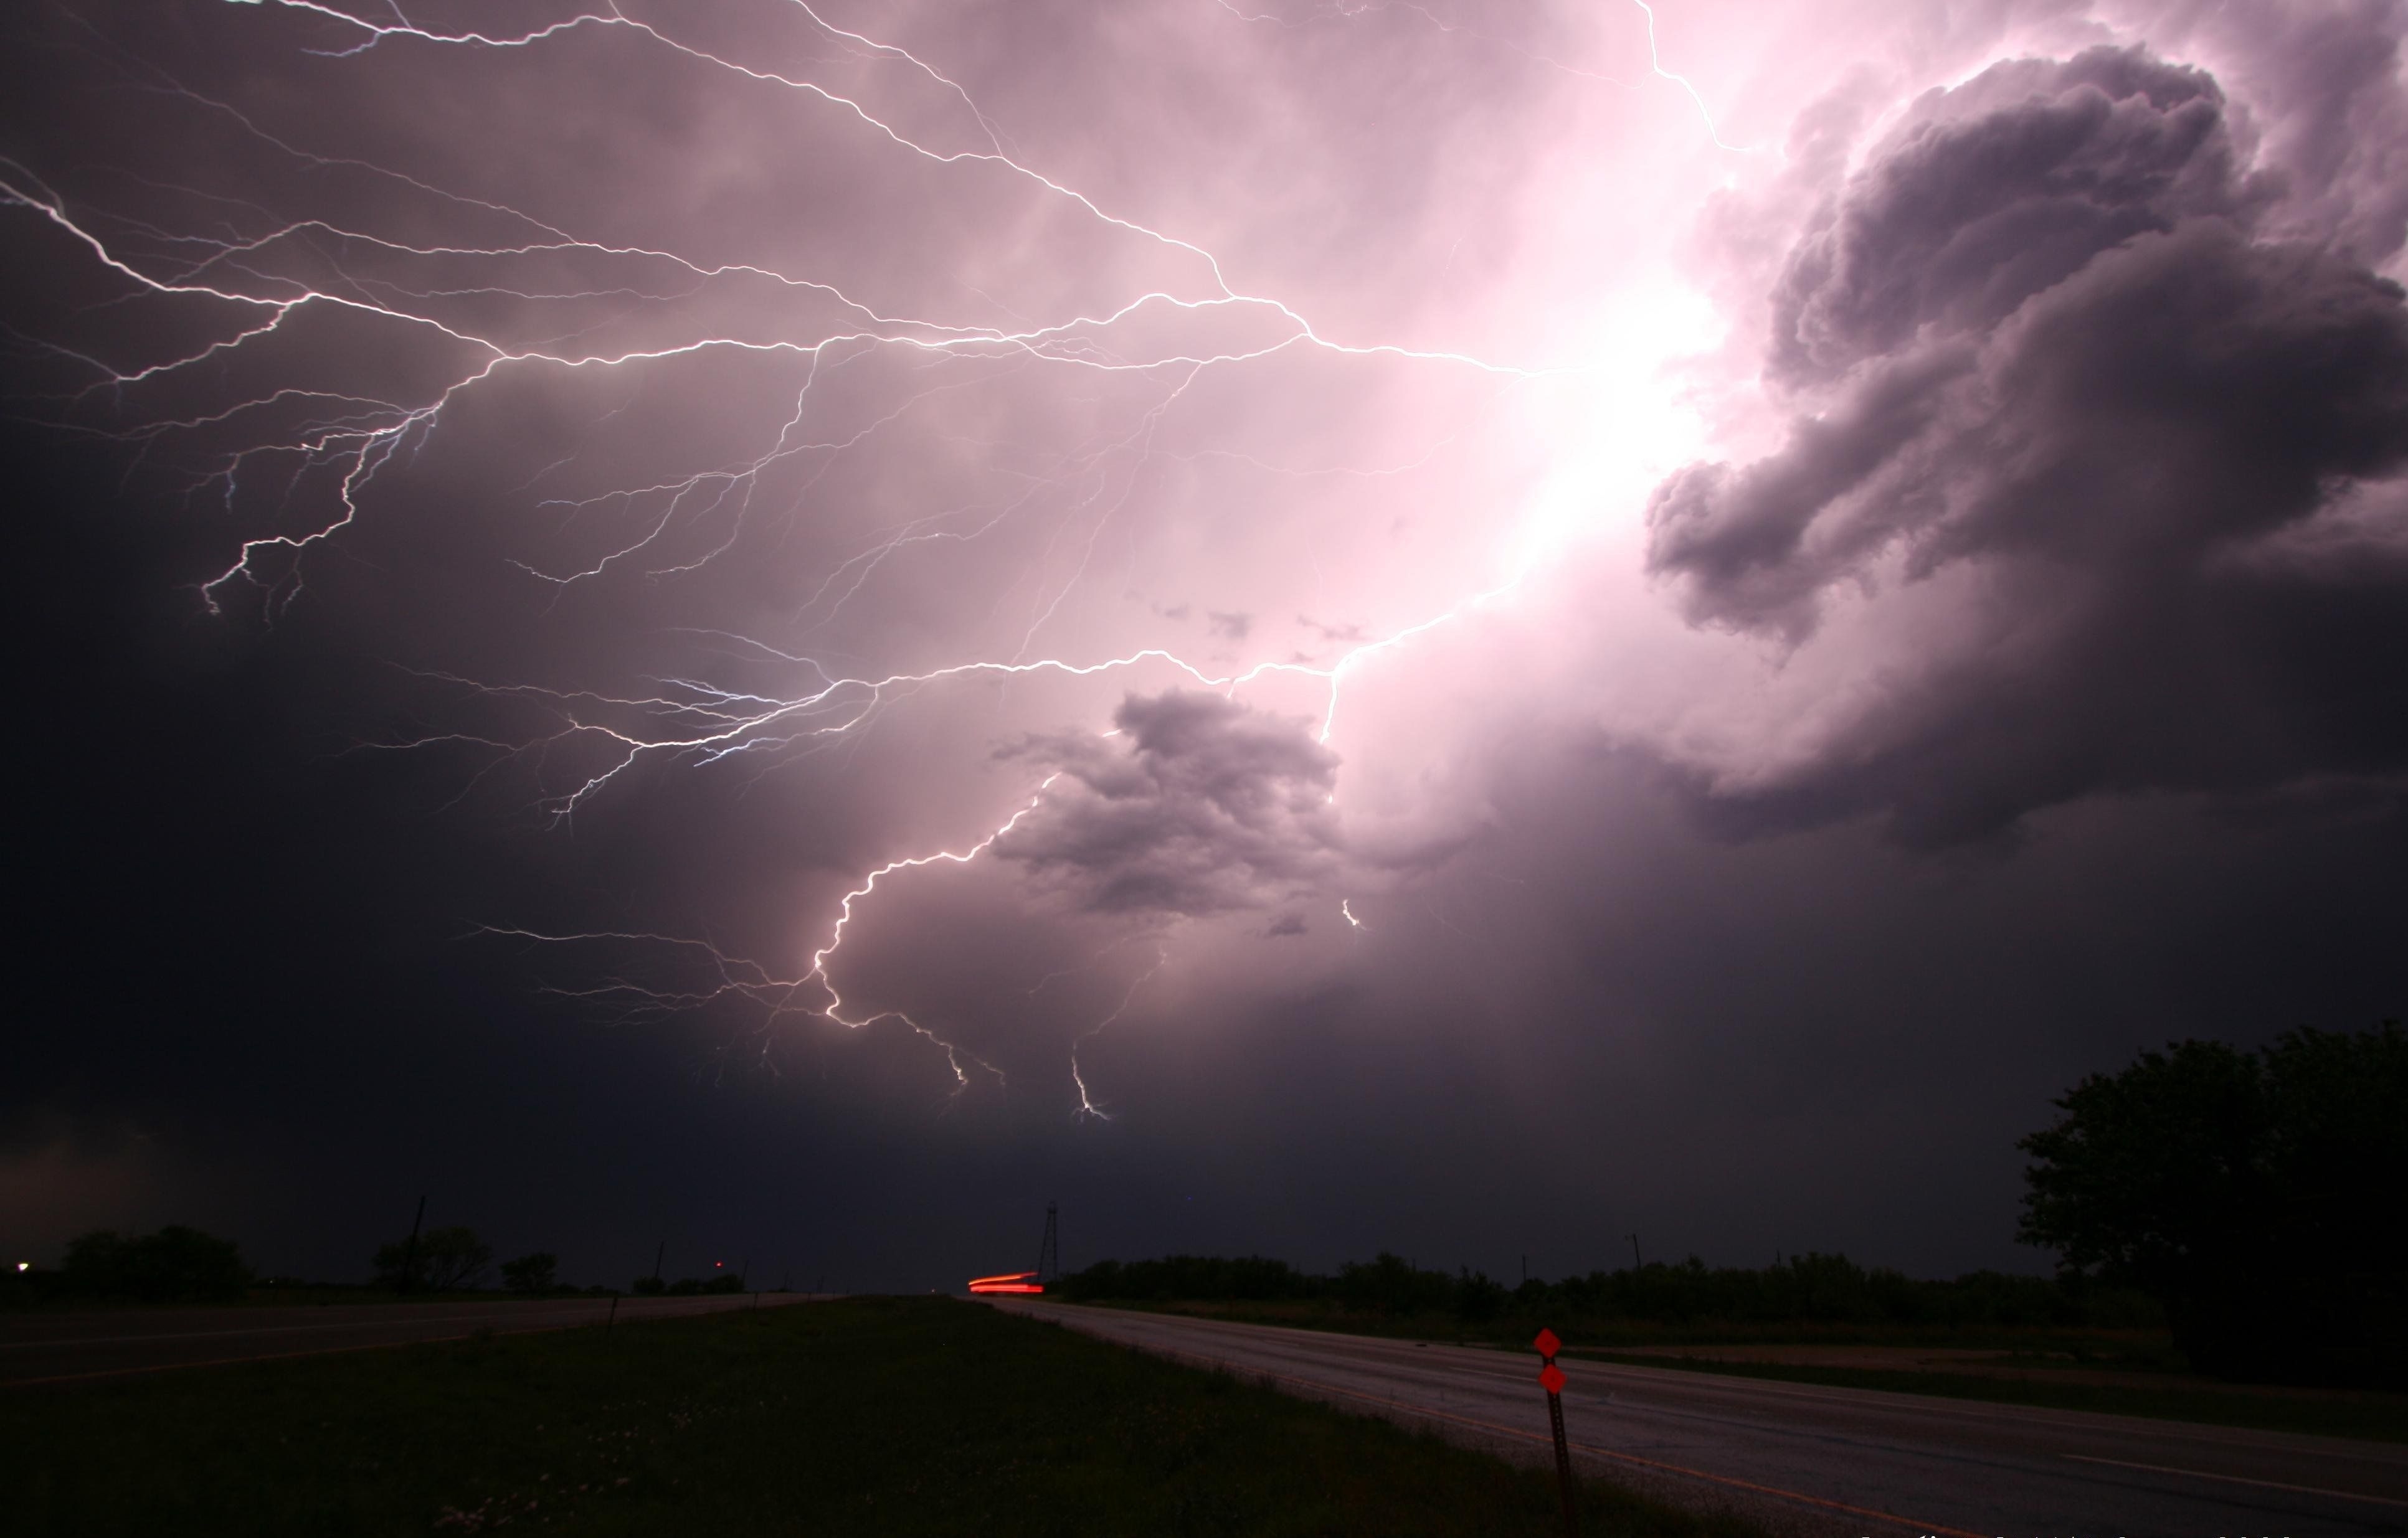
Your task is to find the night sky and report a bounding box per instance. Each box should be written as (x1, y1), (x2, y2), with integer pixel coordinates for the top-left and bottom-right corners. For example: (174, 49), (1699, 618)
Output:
(4, 0), (2404, 1294)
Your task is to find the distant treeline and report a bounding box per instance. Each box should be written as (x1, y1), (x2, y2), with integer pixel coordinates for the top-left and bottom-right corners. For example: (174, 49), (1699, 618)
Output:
(1056, 1250), (2161, 1331)
(5, 1224), (630, 1305)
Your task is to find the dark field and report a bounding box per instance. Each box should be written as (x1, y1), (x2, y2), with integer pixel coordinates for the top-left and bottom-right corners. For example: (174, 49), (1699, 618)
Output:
(2, 1295), (1760, 1537)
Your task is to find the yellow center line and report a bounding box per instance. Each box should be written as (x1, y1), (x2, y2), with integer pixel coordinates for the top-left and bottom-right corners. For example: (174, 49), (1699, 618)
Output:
(2062, 1453), (2408, 1507)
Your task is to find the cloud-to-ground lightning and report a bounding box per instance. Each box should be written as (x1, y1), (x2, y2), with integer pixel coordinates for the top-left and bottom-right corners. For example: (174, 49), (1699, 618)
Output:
(1069, 948), (1169, 1123)
(4, 0), (1745, 1111)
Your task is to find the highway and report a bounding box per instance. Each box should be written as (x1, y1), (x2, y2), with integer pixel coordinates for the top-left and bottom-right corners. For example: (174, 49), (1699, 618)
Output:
(0, 1293), (818, 1385)
(999, 1300), (2408, 1537)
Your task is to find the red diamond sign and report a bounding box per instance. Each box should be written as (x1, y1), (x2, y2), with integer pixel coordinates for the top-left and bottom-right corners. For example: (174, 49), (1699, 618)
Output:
(1533, 1328), (1560, 1358)
(1540, 1362), (1567, 1394)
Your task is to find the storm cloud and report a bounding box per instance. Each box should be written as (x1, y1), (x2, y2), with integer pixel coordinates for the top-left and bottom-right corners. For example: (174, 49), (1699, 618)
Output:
(2, 1), (2401, 1293)
(997, 691), (1342, 915)
(1647, 44), (2408, 841)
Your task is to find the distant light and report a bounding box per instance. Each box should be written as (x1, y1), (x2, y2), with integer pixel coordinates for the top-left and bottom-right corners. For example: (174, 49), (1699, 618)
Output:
(14, 1262), (27, 1272)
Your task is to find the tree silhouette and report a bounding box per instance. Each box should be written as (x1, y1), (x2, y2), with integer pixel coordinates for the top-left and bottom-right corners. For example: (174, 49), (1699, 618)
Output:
(2020, 1022), (2407, 1385)
(62, 1227), (250, 1301)
(372, 1226), (492, 1292)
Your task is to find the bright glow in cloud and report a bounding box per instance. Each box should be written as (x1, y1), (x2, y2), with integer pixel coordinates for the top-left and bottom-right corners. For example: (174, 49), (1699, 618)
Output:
(6, 0), (2404, 1118)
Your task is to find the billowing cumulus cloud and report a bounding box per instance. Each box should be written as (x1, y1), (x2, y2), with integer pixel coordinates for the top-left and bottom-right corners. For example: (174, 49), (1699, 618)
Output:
(1646, 43), (2408, 841)
(997, 691), (1341, 915)
(1766, 48), (2255, 388)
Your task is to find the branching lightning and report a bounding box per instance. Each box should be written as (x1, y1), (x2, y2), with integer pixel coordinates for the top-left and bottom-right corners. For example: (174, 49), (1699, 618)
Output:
(6, 0), (1737, 1112)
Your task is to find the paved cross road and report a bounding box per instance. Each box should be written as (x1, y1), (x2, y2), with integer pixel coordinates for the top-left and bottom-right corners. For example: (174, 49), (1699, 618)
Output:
(997, 1300), (2408, 1537)
(0, 1293), (820, 1385)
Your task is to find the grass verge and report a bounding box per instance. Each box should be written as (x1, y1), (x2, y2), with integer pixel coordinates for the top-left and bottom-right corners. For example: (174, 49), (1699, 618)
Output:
(5, 1295), (1761, 1537)
(1582, 1351), (2408, 1443)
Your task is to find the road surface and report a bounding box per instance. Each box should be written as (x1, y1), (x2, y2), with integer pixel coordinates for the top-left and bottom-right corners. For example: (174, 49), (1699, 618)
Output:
(1, 1293), (818, 1385)
(999, 1300), (2408, 1537)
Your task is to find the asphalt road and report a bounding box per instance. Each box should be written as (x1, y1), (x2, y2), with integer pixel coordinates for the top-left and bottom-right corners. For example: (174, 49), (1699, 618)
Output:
(0, 1293), (819, 1385)
(999, 1301), (2408, 1537)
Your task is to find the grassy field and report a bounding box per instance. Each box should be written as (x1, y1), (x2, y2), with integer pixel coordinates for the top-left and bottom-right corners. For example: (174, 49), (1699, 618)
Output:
(4, 1296), (1760, 1537)
(1079, 1299), (2408, 1444)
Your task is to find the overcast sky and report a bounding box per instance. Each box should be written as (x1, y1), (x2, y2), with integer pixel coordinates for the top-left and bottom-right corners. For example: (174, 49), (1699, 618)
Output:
(5, 0), (2403, 1293)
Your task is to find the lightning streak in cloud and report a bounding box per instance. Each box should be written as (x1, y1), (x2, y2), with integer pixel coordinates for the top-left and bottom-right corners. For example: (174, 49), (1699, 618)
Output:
(1627, 0), (1766, 154)
(6, 0), (1732, 1103)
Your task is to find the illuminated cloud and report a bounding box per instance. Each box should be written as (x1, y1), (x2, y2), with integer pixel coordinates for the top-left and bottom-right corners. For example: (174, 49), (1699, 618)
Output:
(1646, 44), (2408, 841)
(997, 691), (1342, 916)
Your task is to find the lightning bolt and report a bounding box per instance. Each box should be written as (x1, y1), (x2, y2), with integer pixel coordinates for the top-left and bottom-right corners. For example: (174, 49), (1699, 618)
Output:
(8, 0), (1742, 1102)
(1627, 1), (1769, 156)
(1069, 948), (1170, 1123)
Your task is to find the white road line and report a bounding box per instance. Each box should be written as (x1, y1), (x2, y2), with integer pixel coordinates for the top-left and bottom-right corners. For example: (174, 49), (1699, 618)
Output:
(1504, 1351), (2408, 1461)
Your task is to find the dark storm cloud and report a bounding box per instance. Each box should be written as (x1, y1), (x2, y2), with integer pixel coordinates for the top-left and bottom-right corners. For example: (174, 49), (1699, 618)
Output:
(1647, 43), (2408, 842)
(1765, 47), (2255, 387)
(995, 691), (1341, 915)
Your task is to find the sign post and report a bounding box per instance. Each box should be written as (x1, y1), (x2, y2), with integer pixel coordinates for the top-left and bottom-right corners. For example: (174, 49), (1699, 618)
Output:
(1534, 1328), (1578, 1538)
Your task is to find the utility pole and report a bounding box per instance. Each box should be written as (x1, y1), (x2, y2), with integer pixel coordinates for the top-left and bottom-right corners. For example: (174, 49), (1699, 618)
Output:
(1521, 1253), (1528, 1286)
(1626, 1234), (1642, 1270)
(398, 1195), (427, 1295)
(652, 1240), (666, 1286)
(1036, 1201), (1060, 1283)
